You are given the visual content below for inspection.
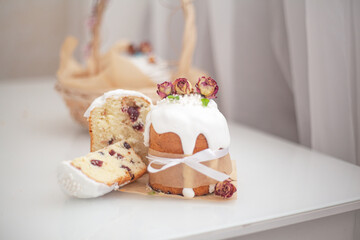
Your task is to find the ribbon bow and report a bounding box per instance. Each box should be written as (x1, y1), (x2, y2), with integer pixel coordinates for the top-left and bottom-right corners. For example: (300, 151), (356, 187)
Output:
(147, 148), (230, 182)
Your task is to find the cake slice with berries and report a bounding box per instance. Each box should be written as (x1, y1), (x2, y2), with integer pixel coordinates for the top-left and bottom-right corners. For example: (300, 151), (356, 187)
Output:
(58, 140), (146, 198)
(84, 89), (153, 162)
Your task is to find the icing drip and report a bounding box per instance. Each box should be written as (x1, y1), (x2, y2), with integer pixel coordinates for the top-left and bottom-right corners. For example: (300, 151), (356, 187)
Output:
(84, 89), (153, 118)
(124, 54), (171, 84)
(57, 161), (115, 198)
(182, 188), (195, 198)
(144, 94), (230, 155)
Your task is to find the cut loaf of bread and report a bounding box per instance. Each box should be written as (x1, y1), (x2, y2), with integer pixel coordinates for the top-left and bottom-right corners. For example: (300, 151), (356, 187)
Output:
(86, 90), (152, 162)
(71, 140), (146, 186)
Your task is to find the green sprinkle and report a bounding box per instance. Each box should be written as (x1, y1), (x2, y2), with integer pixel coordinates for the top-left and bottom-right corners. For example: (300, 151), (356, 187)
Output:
(201, 98), (210, 107)
(148, 190), (157, 195)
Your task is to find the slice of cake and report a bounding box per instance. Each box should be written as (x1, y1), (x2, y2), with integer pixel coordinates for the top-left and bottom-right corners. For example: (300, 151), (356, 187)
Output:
(58, 140), (146, 198)
(144, 77), (233, 198)
(84, 89), (152, 162)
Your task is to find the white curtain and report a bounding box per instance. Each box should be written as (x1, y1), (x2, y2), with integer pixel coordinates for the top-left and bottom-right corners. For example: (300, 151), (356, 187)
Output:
(68, 0), (360, 166)
(284, 0), (360, 165)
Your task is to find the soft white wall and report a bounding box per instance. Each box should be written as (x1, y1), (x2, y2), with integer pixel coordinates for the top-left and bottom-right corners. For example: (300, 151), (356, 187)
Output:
(0, 0), (67, 79)
(0, 0), (90, 80)
(231, 1), (298, 142)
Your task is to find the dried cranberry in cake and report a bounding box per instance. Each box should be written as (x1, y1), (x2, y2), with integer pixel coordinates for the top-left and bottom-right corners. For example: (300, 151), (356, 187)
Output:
(123, 142), (131, 149)
(90, 160), (103, 167)
(121, 165), (131, 172)
(132, 123), (144, 131)
(109, 149), (116, 156)
(108, 138), (114, 145)
(70, 141), (147, 190)
(121, 165), (134, 180)
(127, 106), (140, 122)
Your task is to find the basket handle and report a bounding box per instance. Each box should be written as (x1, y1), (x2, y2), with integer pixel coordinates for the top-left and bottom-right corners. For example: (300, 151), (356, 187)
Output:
(88, 0), (108, 75)
(87, 0), (197, 79)
(177, 0), (196, 77)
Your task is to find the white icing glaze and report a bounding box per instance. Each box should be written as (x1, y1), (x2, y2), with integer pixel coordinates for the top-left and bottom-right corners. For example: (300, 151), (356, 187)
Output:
(182, 188), (195, 198)
(124, 54), (171, 84)
(57, 161), (115, 198)
(144, 94), (230, 155)
(118, 181), (130, 188)
(209, 184), (216, 194)
(84, 89), (153, 118)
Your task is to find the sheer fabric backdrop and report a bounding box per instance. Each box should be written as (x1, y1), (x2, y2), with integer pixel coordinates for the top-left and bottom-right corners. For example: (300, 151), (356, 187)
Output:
(67, 0), (360, 166)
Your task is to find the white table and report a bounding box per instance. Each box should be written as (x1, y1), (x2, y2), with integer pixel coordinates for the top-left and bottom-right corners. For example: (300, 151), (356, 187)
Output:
(0, 78), (359, 240)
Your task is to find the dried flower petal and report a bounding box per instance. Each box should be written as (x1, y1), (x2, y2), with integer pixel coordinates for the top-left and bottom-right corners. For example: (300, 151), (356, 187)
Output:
(157, 81), (174, 99)
(214, 180), (237, 198)
(140, 41), (152, 53)
(195, 76), (219, 99)
(173, 78), (192, 95)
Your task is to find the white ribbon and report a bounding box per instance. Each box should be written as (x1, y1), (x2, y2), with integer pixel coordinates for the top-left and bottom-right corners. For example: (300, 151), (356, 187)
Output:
(147, 148), (230, 182)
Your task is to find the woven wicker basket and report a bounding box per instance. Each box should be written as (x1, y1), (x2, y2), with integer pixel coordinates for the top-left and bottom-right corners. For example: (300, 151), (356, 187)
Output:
(56, 0), (201, 128)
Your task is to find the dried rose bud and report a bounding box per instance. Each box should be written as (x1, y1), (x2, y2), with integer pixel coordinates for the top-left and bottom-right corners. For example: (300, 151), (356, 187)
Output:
(214, 180), (237, 199)
(195, 76), (219, 99)
(140, 41), (152, 53)
(157, 81), (174, 99)
(128, 44), (137, 55)
(173, 78), (192, 95)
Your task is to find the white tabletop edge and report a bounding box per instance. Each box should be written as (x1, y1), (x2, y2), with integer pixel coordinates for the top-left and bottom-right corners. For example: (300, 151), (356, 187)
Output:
(175, 199), (360, 240)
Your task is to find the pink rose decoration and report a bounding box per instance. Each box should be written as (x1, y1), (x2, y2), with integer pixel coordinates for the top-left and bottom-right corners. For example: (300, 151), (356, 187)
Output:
(140, 41), (152, 54)
(173, 78), (192, 95)
(195, 76), (219, 99)
(214, 180), (237, 199)
(157, 81), (174, 99)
